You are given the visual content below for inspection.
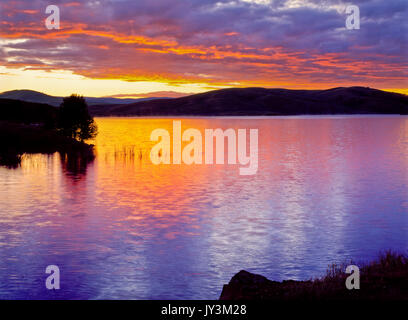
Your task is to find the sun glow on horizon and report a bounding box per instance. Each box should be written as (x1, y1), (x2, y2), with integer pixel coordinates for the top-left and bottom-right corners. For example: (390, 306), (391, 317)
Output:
(0, 0), (406, 98)
(0, 66), (221, 97)
(1, 65), (406, 98)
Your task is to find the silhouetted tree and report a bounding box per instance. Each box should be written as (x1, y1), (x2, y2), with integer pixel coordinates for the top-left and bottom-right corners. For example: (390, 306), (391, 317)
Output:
(58, 94), (97, 141)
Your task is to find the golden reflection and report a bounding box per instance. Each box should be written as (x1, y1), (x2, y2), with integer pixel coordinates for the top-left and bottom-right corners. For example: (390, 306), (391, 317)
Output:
(1, 116), (408, 298)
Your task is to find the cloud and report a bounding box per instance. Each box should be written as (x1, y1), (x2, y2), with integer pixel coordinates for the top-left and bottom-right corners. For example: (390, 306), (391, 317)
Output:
(0, 0), (406, 89)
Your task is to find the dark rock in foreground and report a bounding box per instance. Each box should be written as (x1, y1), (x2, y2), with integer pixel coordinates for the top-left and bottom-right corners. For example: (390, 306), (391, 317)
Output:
(220, 252), (408, 301)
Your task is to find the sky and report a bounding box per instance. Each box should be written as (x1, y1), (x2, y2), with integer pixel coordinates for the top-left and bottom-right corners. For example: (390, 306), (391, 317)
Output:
(0, 0), (407, 97)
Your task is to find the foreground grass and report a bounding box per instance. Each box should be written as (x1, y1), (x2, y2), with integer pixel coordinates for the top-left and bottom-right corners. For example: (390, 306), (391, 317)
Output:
(220, 251), (408, 300)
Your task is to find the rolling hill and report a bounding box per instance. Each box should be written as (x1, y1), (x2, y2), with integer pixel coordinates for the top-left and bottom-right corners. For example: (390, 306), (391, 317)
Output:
(0, 90), (164, 107)
(0, 98), (57, 125)
(88, 87), (408, 116)
(1, 87), (407, 117)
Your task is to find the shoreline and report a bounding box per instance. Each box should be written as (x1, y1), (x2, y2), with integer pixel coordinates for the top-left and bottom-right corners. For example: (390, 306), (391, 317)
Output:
(0, 121), (94, 167)
(219, 251), (408, 301)
(92, 114), (408, 119)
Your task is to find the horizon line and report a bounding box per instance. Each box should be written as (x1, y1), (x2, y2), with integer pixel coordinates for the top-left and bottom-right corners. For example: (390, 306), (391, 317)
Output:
(1, 86), (407, 99)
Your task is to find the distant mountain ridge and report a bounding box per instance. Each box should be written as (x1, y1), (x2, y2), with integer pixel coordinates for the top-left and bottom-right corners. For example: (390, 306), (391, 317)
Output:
(88, 86), (408, 116)
(1, 87), (407, 116)
(0, 90), (165, 107)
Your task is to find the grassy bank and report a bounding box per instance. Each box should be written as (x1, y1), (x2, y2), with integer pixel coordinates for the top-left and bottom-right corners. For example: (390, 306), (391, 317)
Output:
(220, 251), (408, 301)
(0, 98), (96, 168)
(0, 121), (94, 167)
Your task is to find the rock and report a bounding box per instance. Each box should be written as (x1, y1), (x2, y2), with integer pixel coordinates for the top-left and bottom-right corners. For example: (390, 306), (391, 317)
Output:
(219, 270), (284, 300)
(219, 256), (408, 300)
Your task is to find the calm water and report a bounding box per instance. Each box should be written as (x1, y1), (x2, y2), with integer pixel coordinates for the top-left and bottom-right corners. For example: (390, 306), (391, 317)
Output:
(0, 116), (407, 299)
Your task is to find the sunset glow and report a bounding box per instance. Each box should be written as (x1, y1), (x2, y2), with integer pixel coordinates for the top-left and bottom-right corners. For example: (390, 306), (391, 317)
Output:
(0, 0), (406, 97)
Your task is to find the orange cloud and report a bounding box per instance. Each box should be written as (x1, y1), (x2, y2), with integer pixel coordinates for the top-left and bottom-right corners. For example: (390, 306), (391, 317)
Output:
(0, 0), (406, 93)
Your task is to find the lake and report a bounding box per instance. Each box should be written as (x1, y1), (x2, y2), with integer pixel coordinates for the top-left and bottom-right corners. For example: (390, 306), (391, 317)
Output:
(0, 116), (407, 299)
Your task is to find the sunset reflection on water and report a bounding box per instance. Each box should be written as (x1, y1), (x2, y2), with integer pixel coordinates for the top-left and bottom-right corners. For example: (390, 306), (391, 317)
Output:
(0, 116), (407, 299)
